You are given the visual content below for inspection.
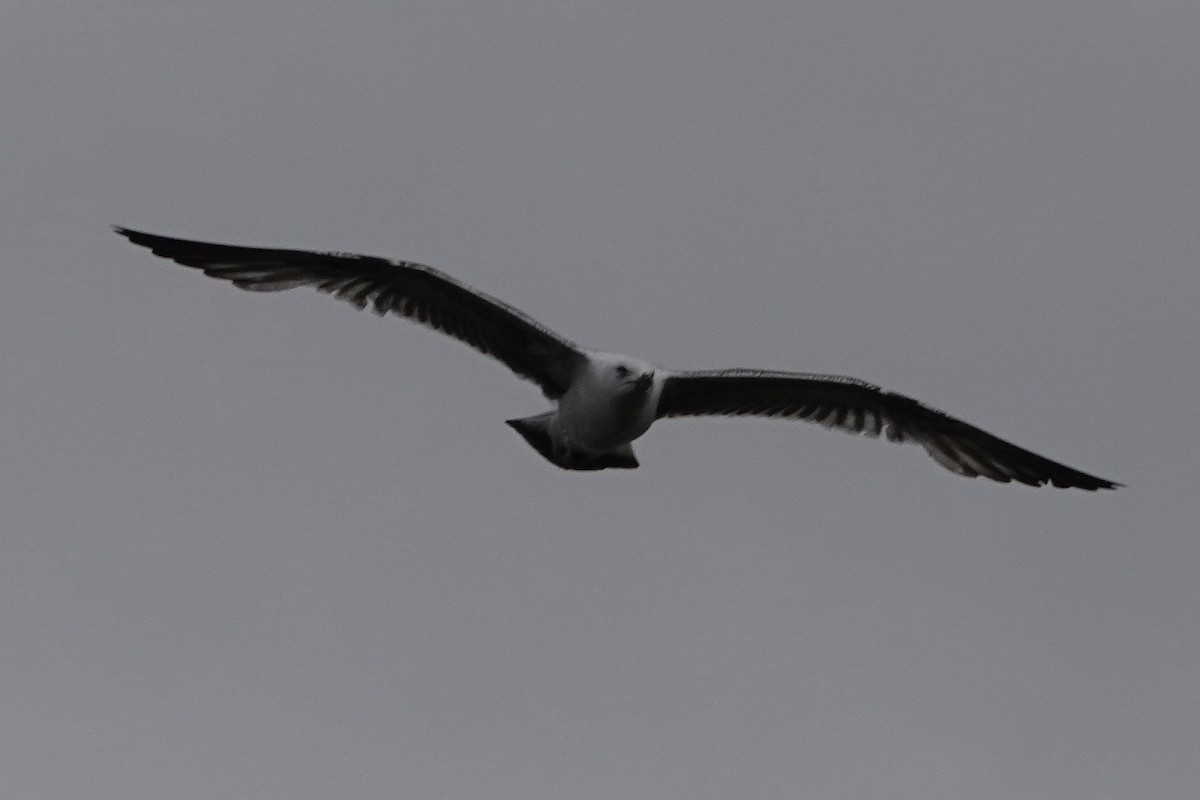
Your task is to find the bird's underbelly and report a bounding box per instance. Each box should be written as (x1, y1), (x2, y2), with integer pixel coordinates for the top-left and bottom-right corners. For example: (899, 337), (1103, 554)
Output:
(553, 392), (654, 452)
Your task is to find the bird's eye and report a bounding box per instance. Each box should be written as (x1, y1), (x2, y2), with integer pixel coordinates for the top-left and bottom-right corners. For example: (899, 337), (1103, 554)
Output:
(615, 365), (630, 378)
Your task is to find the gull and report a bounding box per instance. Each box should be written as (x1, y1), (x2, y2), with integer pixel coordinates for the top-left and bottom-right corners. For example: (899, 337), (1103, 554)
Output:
(116, 228), (1119, 490)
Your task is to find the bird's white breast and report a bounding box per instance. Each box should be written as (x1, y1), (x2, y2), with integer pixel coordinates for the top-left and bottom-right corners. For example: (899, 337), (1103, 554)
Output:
(552, 353), (661, 452)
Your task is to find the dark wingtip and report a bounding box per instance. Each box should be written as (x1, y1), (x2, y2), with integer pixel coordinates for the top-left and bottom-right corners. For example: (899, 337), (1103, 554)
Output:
(1049, 474), (1123, 491)
(113, 226), (154, 247)
(1057, 464), (1123, 491)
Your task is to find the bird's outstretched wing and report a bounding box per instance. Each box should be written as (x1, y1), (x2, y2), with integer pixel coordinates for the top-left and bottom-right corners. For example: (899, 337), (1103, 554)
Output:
(116, 228), (586, 398)
(656, 369), (1119, 490)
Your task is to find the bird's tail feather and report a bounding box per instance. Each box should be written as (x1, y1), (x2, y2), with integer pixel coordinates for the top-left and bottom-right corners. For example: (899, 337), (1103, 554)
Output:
(506, 414), (639, 471)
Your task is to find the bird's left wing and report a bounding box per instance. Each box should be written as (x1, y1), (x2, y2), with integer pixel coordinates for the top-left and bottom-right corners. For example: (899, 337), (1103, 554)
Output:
(656, 369), (1119, 490)
(116, 228), (586, 398)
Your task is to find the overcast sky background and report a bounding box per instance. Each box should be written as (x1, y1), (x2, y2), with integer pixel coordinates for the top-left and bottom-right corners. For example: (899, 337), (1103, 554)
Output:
(2, 2), (1197, 798)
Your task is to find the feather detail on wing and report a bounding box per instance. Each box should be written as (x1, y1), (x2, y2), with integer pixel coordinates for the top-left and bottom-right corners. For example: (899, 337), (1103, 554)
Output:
(116, 228), (585, 398)
(656, 369), (1119, 490)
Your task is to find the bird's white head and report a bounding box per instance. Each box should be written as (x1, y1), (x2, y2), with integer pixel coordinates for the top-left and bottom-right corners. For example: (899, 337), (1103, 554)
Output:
(588, 352), (658, 396)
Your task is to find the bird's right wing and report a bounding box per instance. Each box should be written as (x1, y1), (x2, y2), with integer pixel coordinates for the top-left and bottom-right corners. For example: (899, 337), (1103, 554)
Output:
(116, 228), (587, 398)
(656, 369), (1119, 490)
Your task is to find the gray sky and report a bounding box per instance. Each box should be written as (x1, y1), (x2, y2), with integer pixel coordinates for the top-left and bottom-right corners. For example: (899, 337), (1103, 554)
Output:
(2, 2), (1196, 798)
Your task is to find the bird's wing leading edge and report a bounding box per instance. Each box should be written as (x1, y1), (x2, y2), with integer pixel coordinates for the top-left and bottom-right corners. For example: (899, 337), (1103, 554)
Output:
(656, 369), (1119, 490)
(116, 228), (586, 398)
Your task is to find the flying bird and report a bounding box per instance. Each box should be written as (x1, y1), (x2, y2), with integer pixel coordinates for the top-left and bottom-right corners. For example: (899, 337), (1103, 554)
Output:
(116, 227), (1119, 490)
